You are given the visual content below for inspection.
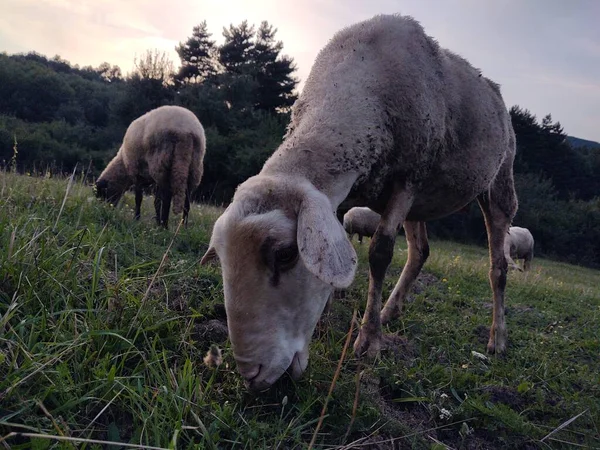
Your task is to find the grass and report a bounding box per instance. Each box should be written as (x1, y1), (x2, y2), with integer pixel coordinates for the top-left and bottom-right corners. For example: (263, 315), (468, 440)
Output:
(0, 170), (599, 449)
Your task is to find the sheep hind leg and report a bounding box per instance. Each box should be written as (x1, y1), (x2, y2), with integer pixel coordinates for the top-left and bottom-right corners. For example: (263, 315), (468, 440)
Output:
(477, 190), (516, 353)
(354, 186), (414, 358)
(183, 190), (191, 228)
(380, 221), (429, 325)
(160, 189), (172, 229)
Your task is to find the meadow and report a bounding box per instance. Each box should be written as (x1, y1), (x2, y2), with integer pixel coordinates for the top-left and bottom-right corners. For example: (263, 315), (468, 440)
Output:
(1, 171), (599, 449)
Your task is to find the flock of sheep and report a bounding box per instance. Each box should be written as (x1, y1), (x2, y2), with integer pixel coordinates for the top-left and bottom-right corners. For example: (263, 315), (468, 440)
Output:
(95, 14), (535, 391)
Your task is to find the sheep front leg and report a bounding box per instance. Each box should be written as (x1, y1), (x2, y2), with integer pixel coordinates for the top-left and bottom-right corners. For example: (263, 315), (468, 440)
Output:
(354, 188), (413, 358)
(524, 252), (533, 271)
(154, 189), (163, 227)
(380, 221), (429, 324)
(134, 184), (143, 221)
(506, 253), (522, 272)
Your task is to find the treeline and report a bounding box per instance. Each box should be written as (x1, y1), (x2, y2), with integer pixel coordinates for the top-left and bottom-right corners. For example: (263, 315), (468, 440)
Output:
(430, 107), (600, 267)
(0, 21), (599, 267)
(0, 20), (296, 202)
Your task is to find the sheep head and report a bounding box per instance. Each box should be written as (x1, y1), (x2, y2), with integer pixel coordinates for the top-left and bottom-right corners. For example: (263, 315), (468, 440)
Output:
(94, 153), (130, 206)
(94, 178), (123, 205)
(201, 175), (357, 391)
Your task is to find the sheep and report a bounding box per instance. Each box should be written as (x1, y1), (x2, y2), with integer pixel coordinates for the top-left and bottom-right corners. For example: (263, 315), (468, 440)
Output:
(343, 207), (381, 243)
(94, 105), (206, 228)
(505, 226), (534, 271)
(200, 14), (518, 391)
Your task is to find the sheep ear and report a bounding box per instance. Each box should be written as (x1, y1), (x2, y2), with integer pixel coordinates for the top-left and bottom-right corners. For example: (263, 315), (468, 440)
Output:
(200, 247), (219, 265)
(297, 189), (357, 288)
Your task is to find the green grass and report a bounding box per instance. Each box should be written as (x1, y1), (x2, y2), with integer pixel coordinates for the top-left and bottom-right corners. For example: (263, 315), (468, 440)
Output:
(1, 171), (599, 449)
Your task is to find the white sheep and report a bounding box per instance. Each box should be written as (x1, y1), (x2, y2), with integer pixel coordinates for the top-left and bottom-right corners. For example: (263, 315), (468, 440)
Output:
(95, 105), (205, 228)
(201, 14), (518, 391)
(343, 207), (381, 243)
(505, 226), (534, 271)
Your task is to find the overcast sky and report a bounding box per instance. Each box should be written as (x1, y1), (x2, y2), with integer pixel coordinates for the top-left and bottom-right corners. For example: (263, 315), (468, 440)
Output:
(1, 0), (599, 141)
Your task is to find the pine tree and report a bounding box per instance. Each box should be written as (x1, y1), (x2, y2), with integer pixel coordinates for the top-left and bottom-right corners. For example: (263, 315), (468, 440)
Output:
(250, 21), (297, 112)
(175, 21), (218, 84)
(219, 21), (256, 75)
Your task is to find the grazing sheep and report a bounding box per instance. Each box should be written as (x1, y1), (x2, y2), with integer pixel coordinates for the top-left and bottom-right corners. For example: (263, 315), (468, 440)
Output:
(343, 207), (381, 243)
(95, 105), (206, 228)
(505, 226), (534, 271)
(201, 14), (517, 391)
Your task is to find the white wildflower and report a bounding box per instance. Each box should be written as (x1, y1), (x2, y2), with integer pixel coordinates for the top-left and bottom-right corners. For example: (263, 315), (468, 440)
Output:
(439, 408), (452, 420)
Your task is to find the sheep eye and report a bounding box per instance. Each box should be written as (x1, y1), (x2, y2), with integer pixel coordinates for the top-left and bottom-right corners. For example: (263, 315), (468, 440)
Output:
(275, 245), (298, 269)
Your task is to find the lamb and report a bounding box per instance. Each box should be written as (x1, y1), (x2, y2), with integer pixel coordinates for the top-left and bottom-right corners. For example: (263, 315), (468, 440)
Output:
(201, 14), (518, 391)
(94, 105), (206, 228)
(343, 207), (381, 243)
(505, 226), (534, 271)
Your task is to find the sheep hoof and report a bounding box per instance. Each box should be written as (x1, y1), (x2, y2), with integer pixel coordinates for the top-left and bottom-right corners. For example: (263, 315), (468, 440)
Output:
(486, 333), (507, 354)
(353, 329), (381, 359)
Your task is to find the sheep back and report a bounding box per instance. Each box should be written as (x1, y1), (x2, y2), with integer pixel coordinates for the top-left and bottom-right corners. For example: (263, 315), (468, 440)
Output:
(505, 226), (534, 260)
(121, 105), (205, 215)
(264, 14), (516, 223)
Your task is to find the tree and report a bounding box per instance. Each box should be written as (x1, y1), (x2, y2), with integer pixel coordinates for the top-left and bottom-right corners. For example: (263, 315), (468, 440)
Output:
(133, 49), (174, 87)
(116, 50), (175, 125)
(96, 62), (123, 83)
(175, 21), (219, 84)
(219, 21), (255, 75)
(217, 21), (297, 113)
(250, 21), (297, 112)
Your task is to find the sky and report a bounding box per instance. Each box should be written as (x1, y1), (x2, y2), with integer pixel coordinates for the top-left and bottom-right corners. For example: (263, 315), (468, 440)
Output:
(1, 0), (599, 141)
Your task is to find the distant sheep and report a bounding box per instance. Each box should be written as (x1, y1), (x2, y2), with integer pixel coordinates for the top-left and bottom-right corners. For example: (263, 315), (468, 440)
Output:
(505, 226), (534, 271)
(201, 14), (517, 391)
(95, 105), (205, 228)
(343, 207), (381, 243)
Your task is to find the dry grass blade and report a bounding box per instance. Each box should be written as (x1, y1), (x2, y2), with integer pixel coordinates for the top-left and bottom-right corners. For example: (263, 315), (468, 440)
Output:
(308, 308), (357, 450)
(53, 164), (78, 232)
(342, 361), (362, 444)
(540, 409), (589, 443)
(338, 419), (475, 449)
(37, 401), (65, 437)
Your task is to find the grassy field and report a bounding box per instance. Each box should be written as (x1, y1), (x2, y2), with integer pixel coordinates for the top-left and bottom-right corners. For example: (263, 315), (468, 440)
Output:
(1, 171), (599, 449)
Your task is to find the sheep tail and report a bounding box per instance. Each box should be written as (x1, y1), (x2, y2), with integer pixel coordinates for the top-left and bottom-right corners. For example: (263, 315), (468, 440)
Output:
(170, 134), (194, 216)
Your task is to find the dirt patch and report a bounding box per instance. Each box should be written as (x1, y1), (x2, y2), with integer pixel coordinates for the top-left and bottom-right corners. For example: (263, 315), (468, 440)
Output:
(382, 270), (441, 303)
(194, 319), (228, 349)
(412, 272), (441, 296)
(473, 325), (490, 345)
(349, 371), (431, 449)
(482, 385), (525, 410)
(381, 333), (417, 363)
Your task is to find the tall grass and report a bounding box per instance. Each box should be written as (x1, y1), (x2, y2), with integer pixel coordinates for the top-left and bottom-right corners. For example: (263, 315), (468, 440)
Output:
(1, 171), (599, 449)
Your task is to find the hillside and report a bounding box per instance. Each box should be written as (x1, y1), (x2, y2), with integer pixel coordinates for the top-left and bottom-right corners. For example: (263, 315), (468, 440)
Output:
(567, 135), (600, 149)
(1, 172), (599, 448)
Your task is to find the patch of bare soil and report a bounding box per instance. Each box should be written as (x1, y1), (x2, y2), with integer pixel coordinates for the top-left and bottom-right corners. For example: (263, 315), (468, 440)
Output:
(195, 319), (228, 346)
(342, 370), (431, 449)
(482, 385), (525, 410)
(473, 324), (490, 346)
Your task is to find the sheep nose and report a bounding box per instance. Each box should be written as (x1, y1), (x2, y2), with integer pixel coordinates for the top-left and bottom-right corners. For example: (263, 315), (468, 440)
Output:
(237, 362), (261, 382)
